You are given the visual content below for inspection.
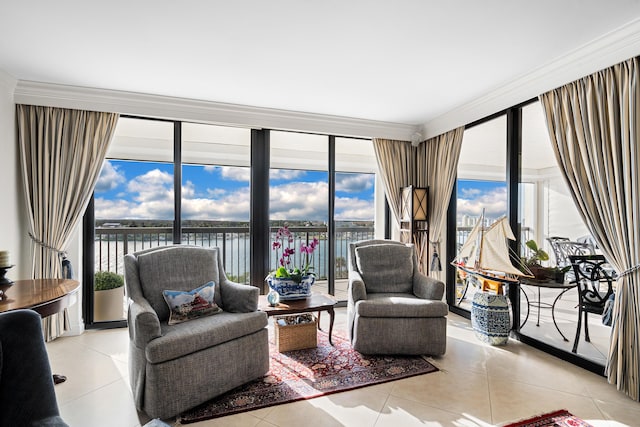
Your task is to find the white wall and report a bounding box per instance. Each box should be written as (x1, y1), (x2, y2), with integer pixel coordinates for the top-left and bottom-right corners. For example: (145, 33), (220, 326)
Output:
(0, 69), (29, 281)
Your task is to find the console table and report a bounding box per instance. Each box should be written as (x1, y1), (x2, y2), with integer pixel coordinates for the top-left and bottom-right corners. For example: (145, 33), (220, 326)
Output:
(258, 293), (338, 345)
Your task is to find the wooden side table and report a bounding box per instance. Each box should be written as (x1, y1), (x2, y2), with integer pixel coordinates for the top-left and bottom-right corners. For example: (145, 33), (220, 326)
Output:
(258, 293), (338, 345)
(0, 278), (80, 317)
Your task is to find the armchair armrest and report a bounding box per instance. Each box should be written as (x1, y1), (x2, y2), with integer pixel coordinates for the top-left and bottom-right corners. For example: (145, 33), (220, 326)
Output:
(413, 273), (445, 301)
(219, 279), (259, 313)
(348, 271), (367, 304)
(128, 298), (162, 348)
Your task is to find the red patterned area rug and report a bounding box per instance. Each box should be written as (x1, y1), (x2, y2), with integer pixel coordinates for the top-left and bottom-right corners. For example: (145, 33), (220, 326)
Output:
(503, 409), (594, 427)
(178, 330), (438, 424)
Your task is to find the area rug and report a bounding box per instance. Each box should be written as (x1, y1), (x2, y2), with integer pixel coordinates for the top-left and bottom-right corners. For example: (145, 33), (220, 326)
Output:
(178, 330), (438, 424)
(503, 409), (594, 427)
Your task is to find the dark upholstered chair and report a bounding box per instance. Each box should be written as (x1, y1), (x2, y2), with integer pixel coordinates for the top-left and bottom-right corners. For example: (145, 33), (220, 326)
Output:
(347, 239), (448, 356)
(124, 246), (269, 419)
(0, 309), (68, 427)
(569, 255), (615, 353)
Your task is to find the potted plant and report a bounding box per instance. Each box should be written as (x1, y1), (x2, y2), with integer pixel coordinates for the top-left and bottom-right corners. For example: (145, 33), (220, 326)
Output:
(266, 225), (318, 300)
(94, 271), (125, 321)
(522, 239), (552, 280)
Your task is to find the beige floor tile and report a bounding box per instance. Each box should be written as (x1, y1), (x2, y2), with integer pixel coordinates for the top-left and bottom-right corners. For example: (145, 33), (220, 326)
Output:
(58, 378), (139, 427)
(390, 369), (493, 420)
(176, 411), (263, 427)
(376, 395), (493, 427)
(262, 399), (352, 427)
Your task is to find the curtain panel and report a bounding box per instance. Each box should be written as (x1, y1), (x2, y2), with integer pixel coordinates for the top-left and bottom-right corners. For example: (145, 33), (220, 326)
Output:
(373, 127), (464, 275)
(372, 138), (415, 225)
(539, 56), (640, 401)
(17, 105), (119, 339)
(416, 127), (464, 277)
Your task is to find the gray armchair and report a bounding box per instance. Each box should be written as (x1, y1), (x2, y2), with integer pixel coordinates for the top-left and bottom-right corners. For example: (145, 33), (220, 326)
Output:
(124, 246), (269, 419)
(347, 239), (448, 355)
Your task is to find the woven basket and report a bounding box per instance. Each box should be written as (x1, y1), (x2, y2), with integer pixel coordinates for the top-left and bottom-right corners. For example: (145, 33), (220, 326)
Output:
(274, 314), (317, 352)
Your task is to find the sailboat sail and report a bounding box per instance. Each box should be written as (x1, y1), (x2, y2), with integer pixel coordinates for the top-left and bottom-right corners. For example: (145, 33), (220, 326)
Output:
(479, 217), (523, 276)
(453, 214), (527, 284)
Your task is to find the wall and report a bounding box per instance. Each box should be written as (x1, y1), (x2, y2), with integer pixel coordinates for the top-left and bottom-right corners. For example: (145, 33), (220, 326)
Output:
(0, 69), (29, 280)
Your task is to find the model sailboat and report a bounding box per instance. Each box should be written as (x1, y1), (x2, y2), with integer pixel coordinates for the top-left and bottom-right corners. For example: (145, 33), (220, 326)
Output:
(452, 212), (530, 294)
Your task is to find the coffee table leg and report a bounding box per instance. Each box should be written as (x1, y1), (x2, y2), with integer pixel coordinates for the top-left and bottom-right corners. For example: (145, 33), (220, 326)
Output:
(317, 310), (322, 331)
(328, 307), (335, 345)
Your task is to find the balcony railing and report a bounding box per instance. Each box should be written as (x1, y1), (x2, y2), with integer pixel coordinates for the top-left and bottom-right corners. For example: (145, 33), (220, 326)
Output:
(95, 225), (375, 283)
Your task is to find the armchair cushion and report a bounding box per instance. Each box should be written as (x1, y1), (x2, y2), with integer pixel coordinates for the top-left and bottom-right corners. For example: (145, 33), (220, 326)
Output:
(356, 294), (449, 318)
(163, 281), (221, 325)
(355, 244), (414, 293)
(146, 311), (267, 364)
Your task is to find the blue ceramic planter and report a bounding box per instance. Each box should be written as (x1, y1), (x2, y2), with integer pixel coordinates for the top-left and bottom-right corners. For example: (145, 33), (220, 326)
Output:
(266, 275), (315, 300)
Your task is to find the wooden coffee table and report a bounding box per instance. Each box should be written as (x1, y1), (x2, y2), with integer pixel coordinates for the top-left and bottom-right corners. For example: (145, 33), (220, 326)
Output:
(258, 293), (338, 345)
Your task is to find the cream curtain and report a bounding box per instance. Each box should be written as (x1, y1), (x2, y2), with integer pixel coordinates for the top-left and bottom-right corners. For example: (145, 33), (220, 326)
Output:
(372, 138), (415, 223)
(539, 56), (640, 401)
(373, 129), (464, 275)
(416, 127), (464, 277)
(17, 105), (119, 340)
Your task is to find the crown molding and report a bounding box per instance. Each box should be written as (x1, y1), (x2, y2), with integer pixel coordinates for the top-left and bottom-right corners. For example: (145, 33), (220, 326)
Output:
(422, 17), (640, 139)
(0, 69), (17, 97)
(13, 80), (417, 140)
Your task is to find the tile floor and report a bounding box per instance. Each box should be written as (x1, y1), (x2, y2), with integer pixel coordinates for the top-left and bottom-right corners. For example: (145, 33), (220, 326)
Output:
(46, 308), (639, 427)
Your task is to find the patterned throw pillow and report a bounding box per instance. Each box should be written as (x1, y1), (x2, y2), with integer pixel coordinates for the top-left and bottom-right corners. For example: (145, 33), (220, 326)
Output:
(162, 281), (221, 325)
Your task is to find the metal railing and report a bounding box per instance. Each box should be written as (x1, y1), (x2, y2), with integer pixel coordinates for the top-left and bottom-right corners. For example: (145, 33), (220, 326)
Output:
(95, 224), (375, 283)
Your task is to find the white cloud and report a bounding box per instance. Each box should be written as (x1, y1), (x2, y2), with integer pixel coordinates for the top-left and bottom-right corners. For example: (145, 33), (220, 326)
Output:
(336, 174), (373, 193)
(95, 160), (126, 192)
(334, 197), (374, 221)
(457, 187), (507, 219)
(220, 166), (250, 182)
(269, 181), (328, 221)
(460, 188), (481, 198)
(270, 169), (306, 180)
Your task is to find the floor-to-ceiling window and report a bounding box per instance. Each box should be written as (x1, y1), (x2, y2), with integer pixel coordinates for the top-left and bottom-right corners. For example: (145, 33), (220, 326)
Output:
(446, 100), (611, 373)
(519, 101), (608, 366)
(334, 137), (378, 300)
(90, 117), (174, 323)
(453, 114), (508, 312)
(181, 122), (252, 283)
(85, 120), (378, 325)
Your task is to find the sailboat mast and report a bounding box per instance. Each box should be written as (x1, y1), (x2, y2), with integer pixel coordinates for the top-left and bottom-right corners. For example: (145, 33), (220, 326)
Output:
(474, 209), (485, 270)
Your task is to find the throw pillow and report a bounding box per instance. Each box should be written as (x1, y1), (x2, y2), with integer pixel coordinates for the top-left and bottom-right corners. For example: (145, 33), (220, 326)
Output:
(162, 281), (221, 325)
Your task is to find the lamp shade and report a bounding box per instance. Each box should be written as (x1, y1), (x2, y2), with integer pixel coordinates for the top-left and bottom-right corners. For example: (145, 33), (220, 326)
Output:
(401, 186), (428, 221)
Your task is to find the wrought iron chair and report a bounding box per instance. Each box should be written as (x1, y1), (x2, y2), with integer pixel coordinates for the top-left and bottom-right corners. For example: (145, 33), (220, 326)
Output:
(568, 255), (615, 353)
(548, 237), (594, 269)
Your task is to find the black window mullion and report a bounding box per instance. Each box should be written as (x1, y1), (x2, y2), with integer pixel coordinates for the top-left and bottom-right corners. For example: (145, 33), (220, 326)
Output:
(251, 129), (270, 292)
(328, 136), (336, 295)
(173, 121), (182, 244)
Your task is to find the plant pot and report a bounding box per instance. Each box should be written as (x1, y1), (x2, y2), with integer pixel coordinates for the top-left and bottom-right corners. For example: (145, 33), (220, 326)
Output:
(94, 287), (125, 322)
(528, 265), (553, 281)
(266, 275), (315, 300)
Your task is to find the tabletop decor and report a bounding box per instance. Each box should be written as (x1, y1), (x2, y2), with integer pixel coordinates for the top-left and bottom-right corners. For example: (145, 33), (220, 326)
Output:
(266, 225), (318, 300)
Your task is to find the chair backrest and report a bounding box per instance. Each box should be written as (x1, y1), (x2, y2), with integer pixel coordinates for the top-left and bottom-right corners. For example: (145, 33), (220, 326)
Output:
(349, 239), (414, 294)
(128, 246), (223, 321)
(569, 254), (614, 313)
(548, 238), (594, 268)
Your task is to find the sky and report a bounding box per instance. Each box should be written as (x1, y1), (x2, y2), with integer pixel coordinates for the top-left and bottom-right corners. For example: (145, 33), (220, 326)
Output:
(95, 160), (375, 222)
(456, 179), (507, 223)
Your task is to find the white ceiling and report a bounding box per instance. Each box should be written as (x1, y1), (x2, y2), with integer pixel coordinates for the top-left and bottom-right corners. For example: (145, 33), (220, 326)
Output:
(1, 1), (640, 131)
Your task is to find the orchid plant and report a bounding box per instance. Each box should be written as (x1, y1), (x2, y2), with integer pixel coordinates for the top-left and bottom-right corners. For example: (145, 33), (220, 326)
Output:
(270, 225), (319, 283)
